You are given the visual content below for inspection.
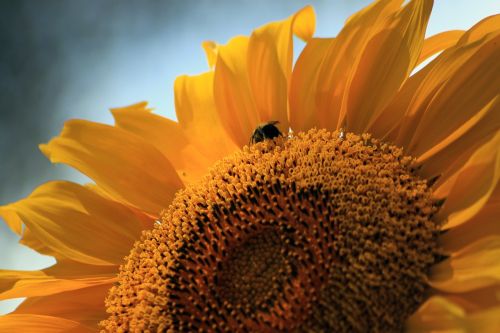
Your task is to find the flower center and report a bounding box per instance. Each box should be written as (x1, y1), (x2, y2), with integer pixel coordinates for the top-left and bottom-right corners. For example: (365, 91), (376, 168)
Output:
(101, 129), (441, 333)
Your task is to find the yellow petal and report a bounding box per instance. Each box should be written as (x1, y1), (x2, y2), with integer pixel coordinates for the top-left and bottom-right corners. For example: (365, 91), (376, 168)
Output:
(247, 6), (315, 129)
(314, 0), (404, 130)
(416, 30), (464, 65)
(0, 261), (116, 300)
(407, 35), (500, 157)
(368, 58), (436, 141)
(40, 120), (183, 216)
(214, 35), (258, 146)
(0, 314), (93, 333)
(1, 181), (143, 265)
(15, 283), (111, 328)
(174, 72), (238, 166)
(440, 186), (499, 253)
(407, 296), (500, 333)
(111, 101), (219, 185)
(0, 207), (23, 235)
(202, 41), (218, 68)
(417, 96), (499, 181)
(435, 131), (500, 229)
(289, 37), (334, 132)
(390, 30), (469, 145)
(347, 0), (433, 133)
(214, 7), (315, 147)
(19, 227), (60, 258)
(394, 15), (500, 152)
(443, 284), (500, 314)
(430, 236), (500, 293)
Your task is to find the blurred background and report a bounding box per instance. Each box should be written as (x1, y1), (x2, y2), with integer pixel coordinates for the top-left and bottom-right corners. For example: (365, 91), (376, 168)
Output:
(1, 0), (498, 314)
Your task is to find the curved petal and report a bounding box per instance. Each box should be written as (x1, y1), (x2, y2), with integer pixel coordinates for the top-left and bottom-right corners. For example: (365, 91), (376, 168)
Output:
(40, 120), (183, 216)
(430, 236), (500, 293)
(440, 186), (499, 253)
(394, 15), (500, 151)
(213, 7), (315, 147)
(407, 296), (500, 333)
(14, 283), (112, 328)
(0, 261), (116, 300)
(347, 0), (433, 133)
(247, 6), (315, 129)
(0, 314), (93, 333)
(289, 37), (334, 132)
(0, 208), (23, 235)
(406, 35), (500, 157)
(111, 98), (231, 185)
(313, 0), (404, 130)
(1, 181), (143, 265)
(435, 131), (500, 229)
(213, 35), (258, 146)
(416, 30), (464, 65)
(174, 72), (238, 167)
(443, 284), (500, 314)
(417, 96), (499, 181)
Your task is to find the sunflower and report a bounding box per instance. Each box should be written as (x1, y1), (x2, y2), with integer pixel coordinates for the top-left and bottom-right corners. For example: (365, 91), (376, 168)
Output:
(1, 0), (499, 331)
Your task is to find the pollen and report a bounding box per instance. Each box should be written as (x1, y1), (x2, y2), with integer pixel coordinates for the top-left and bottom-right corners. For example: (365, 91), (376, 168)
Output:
(101, 129), (442, 332)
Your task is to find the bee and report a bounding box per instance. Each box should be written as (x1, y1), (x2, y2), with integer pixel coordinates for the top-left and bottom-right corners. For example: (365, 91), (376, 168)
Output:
(250, 121), (282, 145)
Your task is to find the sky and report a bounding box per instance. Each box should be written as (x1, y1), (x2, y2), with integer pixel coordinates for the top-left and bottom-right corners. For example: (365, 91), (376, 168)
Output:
(0, 0), (499, 315)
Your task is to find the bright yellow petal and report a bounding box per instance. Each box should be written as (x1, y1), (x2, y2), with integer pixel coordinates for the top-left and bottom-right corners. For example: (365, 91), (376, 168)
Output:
(40, 120), (183, 216)
(202, 41), (218, 68)
(417, 96), (499, 181)
(394, 15), (500, 151)
(247, 6), (315, 129)
(174, 72), (238, 166)
(416, 30), (464, 65)
(213, 35), (258, 146)
(111, 99), (228, 185)
(347, 0), (433, 133)
(213, 7), (315, 147)
(0, 261), (116, 300)
(368, 57), (436, 141)
(314, 0), (403, 130)
(406, 36), (500, 157)
(15, 283), (111, 328)
(430, 236), (500, 293)
(0, 207), (23, 235)
(407, 296), (500, 333)
(0, 314), (93, 333)
(1, 181), (143, 265)
(435, 131), (500, 229)
(289, 37), (334, 132)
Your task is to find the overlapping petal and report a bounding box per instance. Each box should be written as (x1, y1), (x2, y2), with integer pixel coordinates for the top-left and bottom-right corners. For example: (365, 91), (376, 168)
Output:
(40, 120), (183, 216)
(213, 6), (315, 146)
(0, 261), (116, 300)
(407, 296), (500, 333)
(0, 314), (93, 333)
(430, 236), (500, 293)
(0, 181), (143, 265)
(14, 284), (112, 329)
(435, 132), (500, 229)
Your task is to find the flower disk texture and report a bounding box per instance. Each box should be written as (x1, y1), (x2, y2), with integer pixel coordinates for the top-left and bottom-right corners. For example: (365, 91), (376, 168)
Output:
(101, 129), (441, 332)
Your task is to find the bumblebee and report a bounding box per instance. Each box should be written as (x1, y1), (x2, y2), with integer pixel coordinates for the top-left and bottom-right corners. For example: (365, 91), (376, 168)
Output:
(249, 121), (282, 145)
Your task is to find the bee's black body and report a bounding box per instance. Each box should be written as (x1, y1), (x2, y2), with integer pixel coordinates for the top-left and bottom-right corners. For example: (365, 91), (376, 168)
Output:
(250, 121), (282, 145)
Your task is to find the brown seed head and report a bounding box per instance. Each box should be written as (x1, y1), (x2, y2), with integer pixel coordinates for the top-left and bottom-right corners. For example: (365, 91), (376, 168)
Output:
(101, 128), (441, 332)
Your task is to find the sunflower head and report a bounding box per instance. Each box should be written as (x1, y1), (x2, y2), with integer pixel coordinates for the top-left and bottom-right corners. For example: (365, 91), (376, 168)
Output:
(1, 0), (499, 332)
(101, 129), (443, 332)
